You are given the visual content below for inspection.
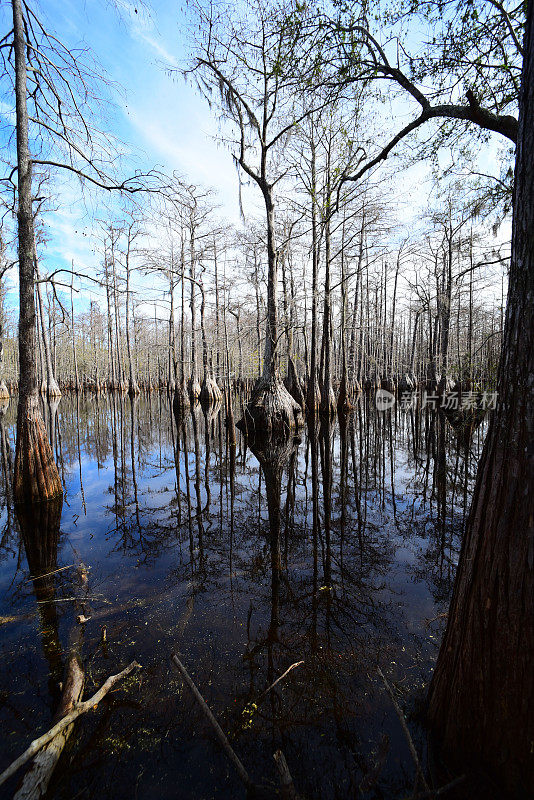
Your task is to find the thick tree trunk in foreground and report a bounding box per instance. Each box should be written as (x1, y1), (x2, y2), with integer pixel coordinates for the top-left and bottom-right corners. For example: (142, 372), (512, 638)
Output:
(428, 10), (534, 795)
(12, 0), (62, 504)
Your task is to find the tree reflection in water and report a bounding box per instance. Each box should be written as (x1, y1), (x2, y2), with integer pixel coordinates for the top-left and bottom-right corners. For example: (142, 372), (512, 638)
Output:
(0, 393), (488, 800)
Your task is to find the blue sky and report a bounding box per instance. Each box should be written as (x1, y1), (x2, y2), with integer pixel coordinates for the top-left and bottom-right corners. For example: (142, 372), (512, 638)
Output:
(0, 0), (245, 317)
(39, 0), (241, 207)
(0, 0), (509, 320)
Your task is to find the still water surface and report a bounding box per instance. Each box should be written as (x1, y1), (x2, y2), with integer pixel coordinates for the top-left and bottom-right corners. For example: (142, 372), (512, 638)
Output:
(0, 394), (486, 799)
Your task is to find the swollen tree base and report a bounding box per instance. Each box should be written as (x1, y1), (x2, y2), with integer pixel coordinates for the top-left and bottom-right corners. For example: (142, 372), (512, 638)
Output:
(14, 395), (63, 504)
(319, 385), (336, 418)
(128, 379), (140, 397)
(200, 376), (223, 406)
(238, 374), (302, 435)
(45, 378), (62, 399)
(188, 378), (201, 404)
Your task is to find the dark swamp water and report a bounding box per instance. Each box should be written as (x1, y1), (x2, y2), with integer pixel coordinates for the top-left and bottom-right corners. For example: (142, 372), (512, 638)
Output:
(0, 393), (488, 800)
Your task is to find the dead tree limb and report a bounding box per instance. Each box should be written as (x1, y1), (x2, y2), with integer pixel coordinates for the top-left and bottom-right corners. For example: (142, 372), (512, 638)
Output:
(377, 667), (431, 794)
(13, 654), (84, 800)
(273, 750), (300, 800)
(170, 653), (253, 792)
(257, 661), (304, 703)
(0, 661), (141, 789)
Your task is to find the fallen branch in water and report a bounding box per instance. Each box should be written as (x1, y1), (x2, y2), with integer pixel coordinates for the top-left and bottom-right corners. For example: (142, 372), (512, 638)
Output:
(257, 661), (304, 703)
(0, 613), (35, 626)
(25, 564), (75, 583)
(377, 667), (431, 794)
(273, 750), (300, 800)
(0, 661), (141, 790)
(241, 661), (305, 729)
(171, 653), (253, 792)
(406, 775), (466, 799)
(14, 653), (85, 800)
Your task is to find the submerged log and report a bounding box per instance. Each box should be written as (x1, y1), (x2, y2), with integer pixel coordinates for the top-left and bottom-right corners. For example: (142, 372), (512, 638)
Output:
(171, 653), (253, 792)
(14, 653), (84, 800)
(0, 662), (141, 791)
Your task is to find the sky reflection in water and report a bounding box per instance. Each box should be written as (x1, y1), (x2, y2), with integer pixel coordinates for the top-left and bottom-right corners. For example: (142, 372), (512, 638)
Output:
(0, 393), (486, 800)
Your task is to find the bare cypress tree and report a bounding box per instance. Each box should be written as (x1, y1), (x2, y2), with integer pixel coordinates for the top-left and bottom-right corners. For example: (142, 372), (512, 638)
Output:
(189, 0), (330, 433)
(3, 0), (167, 501)
(11, 0), (62, 503)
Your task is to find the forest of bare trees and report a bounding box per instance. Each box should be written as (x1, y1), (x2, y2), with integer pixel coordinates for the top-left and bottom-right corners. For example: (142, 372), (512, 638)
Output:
(0, 0), (531, 798)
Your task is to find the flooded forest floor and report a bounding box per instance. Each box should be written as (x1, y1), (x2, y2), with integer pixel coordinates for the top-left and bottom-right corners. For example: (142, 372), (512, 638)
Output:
(0, 393), (487, 799)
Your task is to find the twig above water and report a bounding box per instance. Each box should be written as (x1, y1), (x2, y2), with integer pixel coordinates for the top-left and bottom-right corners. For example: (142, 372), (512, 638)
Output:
(25, 564), (75, 582)
(257, 661), (304, 702)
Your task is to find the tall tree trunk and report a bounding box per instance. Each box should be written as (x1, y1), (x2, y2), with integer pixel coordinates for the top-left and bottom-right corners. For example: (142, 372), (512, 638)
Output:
(105, 261), (116, 389)
(35, 257), (61, 398)
(253, 247), (262, 379)
(428, 10), (534, 795)
(337, 211), (352, 413)
(241, 185), (301, 433)
(0, 322), (8, 399)
(70, 268), (79, 394)
(320, 214), (335, 416)
(168, 264), (176, 393)
(263, 190), (278, 380)
(348, 214), (364, 389)
(388, 252), (400, 381)
(306, 134), (321, 413)
(199, 275), (222, 405)
(125, 233), (139, 396)
(12, 0), (62, 504)
(438, 225), (453, 391)
(111, 235), (124, 390)
(189, 228), (200, 401)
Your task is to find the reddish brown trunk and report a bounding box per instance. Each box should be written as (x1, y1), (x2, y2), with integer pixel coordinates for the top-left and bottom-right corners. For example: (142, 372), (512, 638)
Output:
(14, 395), (63, 503)
(428, 9), (534, 795)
